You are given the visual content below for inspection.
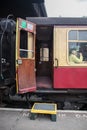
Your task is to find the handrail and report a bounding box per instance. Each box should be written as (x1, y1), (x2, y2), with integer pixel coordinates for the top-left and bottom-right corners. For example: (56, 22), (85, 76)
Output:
(55, 58), (58, 68)
(20, 49), (34, 52)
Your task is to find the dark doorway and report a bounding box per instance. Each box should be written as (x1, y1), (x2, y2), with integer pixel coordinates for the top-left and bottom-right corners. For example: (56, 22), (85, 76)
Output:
(35, 26), (53, 89)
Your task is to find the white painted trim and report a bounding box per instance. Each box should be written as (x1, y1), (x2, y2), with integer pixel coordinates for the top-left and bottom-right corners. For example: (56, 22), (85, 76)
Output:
(0, 108), (87, 114)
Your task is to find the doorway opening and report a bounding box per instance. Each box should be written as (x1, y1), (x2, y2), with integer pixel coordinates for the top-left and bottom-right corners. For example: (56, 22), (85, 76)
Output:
(35, 26), (53, 89)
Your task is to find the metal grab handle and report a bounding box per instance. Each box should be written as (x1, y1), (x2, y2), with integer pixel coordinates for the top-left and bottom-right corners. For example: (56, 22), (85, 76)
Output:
(55, 58), (58, 68)
(16, 59), (22, 65)
(20, 49), (34, 53)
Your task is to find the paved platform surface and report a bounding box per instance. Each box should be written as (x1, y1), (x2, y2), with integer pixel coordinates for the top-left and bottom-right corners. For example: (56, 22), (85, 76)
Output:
(0, 108), (87, 130)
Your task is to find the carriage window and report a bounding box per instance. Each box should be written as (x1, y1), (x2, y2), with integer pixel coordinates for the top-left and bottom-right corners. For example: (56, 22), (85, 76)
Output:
(20, 30), (34, 58)
(69, 30), (87, 40)
(68, 30), (87, 64)
(79, 31), (87, 40)
(69, 30), (77, 40)
(40, 48), (49, 61)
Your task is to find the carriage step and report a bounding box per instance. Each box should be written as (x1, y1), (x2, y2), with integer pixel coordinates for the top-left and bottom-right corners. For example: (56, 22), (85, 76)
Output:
(30, 103), (57, 121)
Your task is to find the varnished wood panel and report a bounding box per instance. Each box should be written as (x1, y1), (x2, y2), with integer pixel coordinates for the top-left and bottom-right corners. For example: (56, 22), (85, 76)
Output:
(18, 59), (36, 93)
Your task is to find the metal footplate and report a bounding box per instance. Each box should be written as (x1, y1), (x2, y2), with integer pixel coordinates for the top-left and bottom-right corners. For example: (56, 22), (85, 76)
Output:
(30, 103), (57, 121)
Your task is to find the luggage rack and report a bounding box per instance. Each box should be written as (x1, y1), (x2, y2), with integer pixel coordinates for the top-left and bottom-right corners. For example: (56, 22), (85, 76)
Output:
(30, 103), (57, 121)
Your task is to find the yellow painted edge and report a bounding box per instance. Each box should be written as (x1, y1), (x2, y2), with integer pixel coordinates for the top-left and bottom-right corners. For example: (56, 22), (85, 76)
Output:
(31, 109), (56, 115)
(16, 67), (18, 93)
(16, 19), (19, 93)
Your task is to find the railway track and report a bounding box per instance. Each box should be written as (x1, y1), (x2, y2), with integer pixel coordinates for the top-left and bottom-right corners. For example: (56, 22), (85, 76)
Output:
(0, 99), (87, 110)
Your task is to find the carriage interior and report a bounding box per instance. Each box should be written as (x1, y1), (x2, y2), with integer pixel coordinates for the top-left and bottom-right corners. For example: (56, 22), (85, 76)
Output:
(35, 26), (53, 89)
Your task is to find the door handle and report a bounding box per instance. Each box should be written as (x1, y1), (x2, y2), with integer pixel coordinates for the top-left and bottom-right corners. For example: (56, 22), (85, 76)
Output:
(17, 59), (22, 65)
(55, 58), (58, 68)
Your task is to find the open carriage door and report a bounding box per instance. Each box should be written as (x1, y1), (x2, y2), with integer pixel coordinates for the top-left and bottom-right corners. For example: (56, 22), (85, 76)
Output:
(16, 18), (36, 94)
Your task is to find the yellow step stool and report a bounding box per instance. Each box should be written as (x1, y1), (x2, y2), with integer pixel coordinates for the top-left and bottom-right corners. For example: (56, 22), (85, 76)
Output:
(30, 103), (57, 121)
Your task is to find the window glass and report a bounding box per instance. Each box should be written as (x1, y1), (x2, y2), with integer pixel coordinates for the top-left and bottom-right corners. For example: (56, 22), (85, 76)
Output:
(20, 30), (34, 58)
(40, 48), (49, 61)
(20, 30), (28, 58)
(68, 30), (77, 40)
(79, 30), (87, 40)
(68, 30), (87, 64)
(69, 42), (87, 63)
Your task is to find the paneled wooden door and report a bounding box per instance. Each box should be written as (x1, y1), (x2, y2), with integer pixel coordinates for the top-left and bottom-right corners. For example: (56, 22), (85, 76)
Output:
(16, 18), (36, 94)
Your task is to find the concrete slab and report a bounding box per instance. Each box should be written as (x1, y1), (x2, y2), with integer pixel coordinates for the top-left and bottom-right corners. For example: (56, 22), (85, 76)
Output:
(0, 108), (87, 130)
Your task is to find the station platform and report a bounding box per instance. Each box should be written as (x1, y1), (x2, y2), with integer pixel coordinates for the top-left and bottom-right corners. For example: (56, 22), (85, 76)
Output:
(0, 108), (87, 130)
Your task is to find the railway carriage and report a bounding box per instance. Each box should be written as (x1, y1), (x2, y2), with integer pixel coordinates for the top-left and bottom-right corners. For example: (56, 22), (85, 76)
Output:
(1, 17), (87, 109)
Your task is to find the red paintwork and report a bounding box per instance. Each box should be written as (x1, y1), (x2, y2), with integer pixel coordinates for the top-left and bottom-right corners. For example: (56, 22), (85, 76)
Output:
(54, 67), (87, 89)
